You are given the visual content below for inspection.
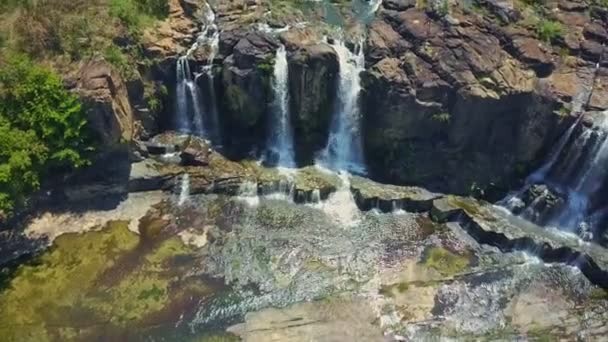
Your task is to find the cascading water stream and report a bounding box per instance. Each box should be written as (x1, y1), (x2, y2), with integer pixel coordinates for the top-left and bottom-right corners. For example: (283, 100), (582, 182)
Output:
(174, 3), (220, 141)
(175, 55), (198, 133)
(501, 45), (608, 242)
(352, 0), (383, 23)
(178, 173), (191, 206)
(317, 39), (367, 174)
(502, 111), (608, 241)
(197, 2), (221, 143)
(265, 45), (296, 167)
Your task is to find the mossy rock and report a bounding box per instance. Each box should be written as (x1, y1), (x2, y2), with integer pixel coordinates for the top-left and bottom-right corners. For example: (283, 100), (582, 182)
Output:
(379, 282), (411, 297)
(423, 247), (470, 277)
(0, 220), (216, 340)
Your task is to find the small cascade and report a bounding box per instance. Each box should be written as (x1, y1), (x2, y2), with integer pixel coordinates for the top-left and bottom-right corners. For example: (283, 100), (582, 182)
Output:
(310, 189), (322, 205)
(237, 181), (260, 207)
(197, 2), (221, 143)
(504, 111), (608, 242)
(312, 171), (361, 226)
(175, 57), (204, 134)
(174, 3), (220, 142)
(317, 39), (367, 174)
(178, 173), (191, 206)
(352, 0), (383, 23)
(265, 45), (296, 167)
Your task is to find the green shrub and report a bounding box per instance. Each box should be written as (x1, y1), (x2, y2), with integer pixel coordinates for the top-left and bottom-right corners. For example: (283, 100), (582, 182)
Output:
(431, 112), (451, 123)
(424, 247), (470, 276)
(104, 45), (139, 80)
(109, 0), (169, 31)
(536, 20), (563, 42)
(109, 0), (145, 29)
(0, 55), (93, 215)
(438, 0), (450, 16)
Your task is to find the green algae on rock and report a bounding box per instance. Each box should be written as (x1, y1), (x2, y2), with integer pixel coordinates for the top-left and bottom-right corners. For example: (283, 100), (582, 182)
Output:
(0, 220), (218, 341)
(423, 246), (471, 277)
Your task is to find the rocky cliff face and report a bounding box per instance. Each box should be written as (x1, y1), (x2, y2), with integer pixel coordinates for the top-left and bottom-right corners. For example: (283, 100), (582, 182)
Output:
(76, 0), (608, 199)
(75, 59), (135, 147)
(289, 43), (340, 164)
(361, 1), (607, 196)
(219, 32), (278, 155)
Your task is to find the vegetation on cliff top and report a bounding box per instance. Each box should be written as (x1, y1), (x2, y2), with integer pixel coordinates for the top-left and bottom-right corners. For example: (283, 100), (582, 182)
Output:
(0, 0), (169, 78)
(0, 55), (94, 216)
(0, 0), (170, 219)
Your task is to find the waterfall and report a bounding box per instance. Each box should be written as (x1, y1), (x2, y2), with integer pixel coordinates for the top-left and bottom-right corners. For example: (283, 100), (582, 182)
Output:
(265, 45), (296, 167)
(178, 173), (190, 206)
(317, 40), (367, 174)
(175, 57), (204, 133)
(198, 2), (221, 143)
(174, 2), (220, 142)
(503, 111), (608, 241)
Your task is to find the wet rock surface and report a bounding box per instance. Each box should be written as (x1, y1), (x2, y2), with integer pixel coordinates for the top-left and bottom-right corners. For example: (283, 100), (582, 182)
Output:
(74, 59), (134, 147)
(101, 0), (608, 198)
(7, 1), (608, 341)
(4, 182), (607, 341)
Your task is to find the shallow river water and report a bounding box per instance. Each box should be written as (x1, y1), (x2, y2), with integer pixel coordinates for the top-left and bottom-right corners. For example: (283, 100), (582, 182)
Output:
(0, 185), (606, 341)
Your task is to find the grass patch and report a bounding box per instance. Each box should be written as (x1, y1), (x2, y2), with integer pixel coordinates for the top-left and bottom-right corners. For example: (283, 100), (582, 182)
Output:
(536, 19), (563, 43)
(431, 112), (451, 124)
(0, 0), (168, 77)
(379, 282), (411, 297)
(589, 288), (608, 301)
(423, 247), (470, 277)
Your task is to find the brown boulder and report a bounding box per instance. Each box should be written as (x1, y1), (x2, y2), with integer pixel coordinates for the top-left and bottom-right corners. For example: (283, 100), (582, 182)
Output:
(383, 0), (416, 11)
(511, 37), (554, 76)
(393, 9), (441, 42)
(367, 19), (411, 63)
(141, 0), (200, 59)
(232, 32), (279, 69)
(583, 22), (608, 44)
(589, 69), (608, 111)
(581, 39), (607, 61)
(180, 137), (211, 166)
(75, 59), (134, 147)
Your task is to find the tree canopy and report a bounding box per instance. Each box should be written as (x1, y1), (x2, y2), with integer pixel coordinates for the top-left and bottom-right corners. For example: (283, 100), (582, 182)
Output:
(0, 56), (93, 215)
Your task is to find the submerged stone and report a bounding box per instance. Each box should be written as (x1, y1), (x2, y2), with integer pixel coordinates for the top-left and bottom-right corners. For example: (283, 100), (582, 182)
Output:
(423, 247), (471, 277)
(0, 220), (222, 341)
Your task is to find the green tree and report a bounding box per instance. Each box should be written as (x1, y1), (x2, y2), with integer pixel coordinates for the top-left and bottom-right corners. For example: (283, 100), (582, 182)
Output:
(0, 55), (93, 215)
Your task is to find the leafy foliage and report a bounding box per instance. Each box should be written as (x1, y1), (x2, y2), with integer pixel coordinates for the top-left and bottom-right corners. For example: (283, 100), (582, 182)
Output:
(0, 56), (93, 215)
(536, 19), (563, 42)
(109, 0), (169, 32)
(0, 0), (168, 79)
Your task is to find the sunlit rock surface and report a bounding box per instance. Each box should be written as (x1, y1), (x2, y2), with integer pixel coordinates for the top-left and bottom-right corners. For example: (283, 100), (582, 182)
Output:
(2, 186), (606, 340)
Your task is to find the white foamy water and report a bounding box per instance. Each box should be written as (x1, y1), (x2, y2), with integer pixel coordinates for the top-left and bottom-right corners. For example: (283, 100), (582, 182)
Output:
(317, 39), (367, 174)
(174, 2), (220, 140)
(314, 171), (361, 227)
(178, 173), (190, 206)
(265, 45), (296, 167)
(237, 181), (261, 207)
(501, 111), (608, 238)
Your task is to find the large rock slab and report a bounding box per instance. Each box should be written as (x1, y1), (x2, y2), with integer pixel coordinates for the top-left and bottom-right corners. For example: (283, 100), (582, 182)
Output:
(228, 299), (384, 342)
(350, 176), (441, 212)
(431, 196), (608, 288)
(75, 59), (134, 147)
